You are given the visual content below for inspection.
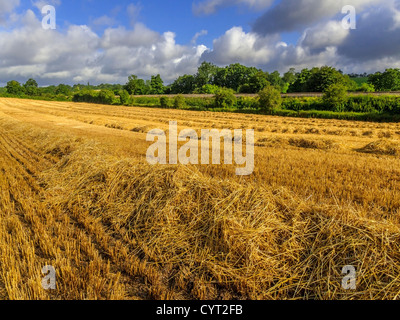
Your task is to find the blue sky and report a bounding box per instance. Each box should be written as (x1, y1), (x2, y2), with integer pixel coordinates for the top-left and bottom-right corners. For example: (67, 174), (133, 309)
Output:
(0, 0), (399, 86)
(23, 0), (293, 47)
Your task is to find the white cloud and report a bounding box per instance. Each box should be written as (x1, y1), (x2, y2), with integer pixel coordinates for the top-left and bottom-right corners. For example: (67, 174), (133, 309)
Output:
(0, 0), (20, 24)
(201, 26), (277, 66)
(301, 21), (350, 50)
(0, 10), (208, 85)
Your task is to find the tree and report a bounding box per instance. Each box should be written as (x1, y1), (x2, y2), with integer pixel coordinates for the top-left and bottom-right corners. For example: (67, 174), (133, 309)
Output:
(170, 75), (196, 94)
(24, 78), (38, 96)
(194, 84), (220, 94)
(283, 68), (297, 85)
(56, 84), (72, 95)
(119, 89), (130, 105)
(368, 69), (400, 91)
(195, 61), (218, 88)
(124, 75), (149, 95)
(323, 83), (348, 111)
(150, 74), (165, 94)
(98, 89), (115, 104)
(307, 66), (351, 92)
(288, 69), (312, 92)
(214, 63), (258, 92)
(6, 80), (24, 95)
(239, 71), (270, 93)
(288, 66), (355, 92)
(258, 85), (282, 112)
(213, 88), (237, 108)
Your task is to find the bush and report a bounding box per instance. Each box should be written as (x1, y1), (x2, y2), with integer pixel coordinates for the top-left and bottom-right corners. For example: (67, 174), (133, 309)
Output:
(357, 83), (375, 93)
(323, 83), (348, 112)
(236, 96), (258, 110)
(258, 85), (282, 112)
(174, 95), (186, 109)
(213, 88), (237, 108)
(159, 96), (170, 108)
(98, 90), (115, 105)
(119, 90), (130, 105)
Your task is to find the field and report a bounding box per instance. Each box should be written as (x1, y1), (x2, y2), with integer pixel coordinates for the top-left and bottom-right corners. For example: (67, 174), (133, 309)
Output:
(1, 97), (400, 300)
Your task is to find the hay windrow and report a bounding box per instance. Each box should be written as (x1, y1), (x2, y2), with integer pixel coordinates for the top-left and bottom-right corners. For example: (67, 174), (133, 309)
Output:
(357, 139), (400, 156)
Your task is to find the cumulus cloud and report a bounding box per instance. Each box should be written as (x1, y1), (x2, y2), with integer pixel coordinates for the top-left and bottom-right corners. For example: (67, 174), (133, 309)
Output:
(193, 0), (273, 15)
(253, 0), (383, 35)
(300, 21), (350, 52)
(0, 0), (20, 24)
(201, 26), (277, 66)
(0, 10), (208, 85)
(337, 3), (400, 62)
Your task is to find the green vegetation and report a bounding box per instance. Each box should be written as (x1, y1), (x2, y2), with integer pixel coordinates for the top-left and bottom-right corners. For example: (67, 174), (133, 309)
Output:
(323, 83), (349, 112)
(258, 85), (282, 112)
(1, 64), (400, 122)
(368, 68), (400, 91)
(213, 88), (237, 108)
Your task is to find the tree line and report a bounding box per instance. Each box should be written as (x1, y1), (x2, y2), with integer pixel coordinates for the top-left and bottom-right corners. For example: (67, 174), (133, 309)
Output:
(1, 63), (400, 100)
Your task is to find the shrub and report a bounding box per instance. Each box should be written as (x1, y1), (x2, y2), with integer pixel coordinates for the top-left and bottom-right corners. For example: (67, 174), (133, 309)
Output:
(174, 95), (186, 108)
(323, 83), (348, 112)
(236, 96), (258, 109)
(159, 96), (170, 108)
(119, 90), (130, 105)
(357, 83), (375, 93)
(258, 85), (282, 112)
(98, 89), (115, 105)
(213, 88), (237, 108)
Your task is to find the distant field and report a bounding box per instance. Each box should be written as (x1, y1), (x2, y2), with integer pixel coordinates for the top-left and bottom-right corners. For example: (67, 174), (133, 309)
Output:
(1, 97), (400, 300)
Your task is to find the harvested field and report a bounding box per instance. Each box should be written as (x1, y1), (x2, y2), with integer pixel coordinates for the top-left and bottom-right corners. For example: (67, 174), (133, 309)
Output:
(1, 97), (400, 300)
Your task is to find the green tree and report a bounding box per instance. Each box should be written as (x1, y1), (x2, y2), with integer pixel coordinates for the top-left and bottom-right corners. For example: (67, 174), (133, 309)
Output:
(24, 78), (38, 96)
(239, 71), (270, 93)
(119, 89), (130, 105)
(213, 88), (237, 108)
(214, 63), (258, 92)
(288, 69), (312, 92)
(195, 61), (218, 89)
(98, 89), (115, 104)
(150, 74), (165, 94)
(194, 84), (220, 94)
(368, 69), (400, 91)
(282, 68), (297, 85)
(170, 75), (196, 94)
(258, 85), (282, 112)
(55, 84), (72, 95)
(124, 75), (149, 95)
(267, 71), (285, 91)
(323, 83), (348, 112)
(6, 80), (24, 95)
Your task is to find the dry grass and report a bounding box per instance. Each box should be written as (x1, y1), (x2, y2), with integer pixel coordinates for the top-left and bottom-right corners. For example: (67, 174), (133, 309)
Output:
(1, 97), (400, 300)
